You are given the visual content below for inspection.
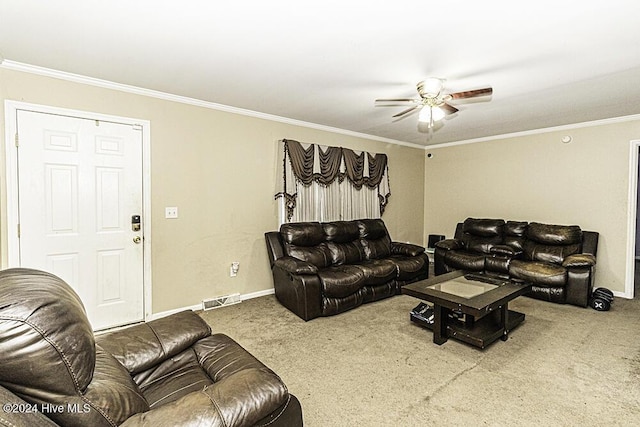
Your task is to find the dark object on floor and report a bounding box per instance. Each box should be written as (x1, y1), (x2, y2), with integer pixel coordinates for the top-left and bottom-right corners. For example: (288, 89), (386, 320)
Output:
(0, 268), (303, 427)
(265, 219), (429, 320)
(411, 302), (434, 324)
(434, 218), (599, 307)
(589, 287), (614, 311)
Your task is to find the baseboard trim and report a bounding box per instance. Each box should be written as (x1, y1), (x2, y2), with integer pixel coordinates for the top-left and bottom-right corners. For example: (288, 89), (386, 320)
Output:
(149, 287), (275, 320)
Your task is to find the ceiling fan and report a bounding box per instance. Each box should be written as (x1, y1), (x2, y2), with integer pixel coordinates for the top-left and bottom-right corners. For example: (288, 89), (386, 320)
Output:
(375, 77), (493, 128)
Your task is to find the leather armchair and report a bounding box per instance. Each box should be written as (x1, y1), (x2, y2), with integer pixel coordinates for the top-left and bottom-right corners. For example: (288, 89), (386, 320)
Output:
(0, 268), (303, 427)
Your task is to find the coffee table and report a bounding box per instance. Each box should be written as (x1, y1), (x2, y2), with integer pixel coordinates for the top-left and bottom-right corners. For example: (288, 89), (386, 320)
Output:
(402, 271), (532, 348)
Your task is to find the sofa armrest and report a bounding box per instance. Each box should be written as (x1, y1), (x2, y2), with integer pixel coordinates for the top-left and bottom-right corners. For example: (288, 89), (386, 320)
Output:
(391, 242), (425, 257)
(274, 256), (318, 275)
(562, 253), (596, 268)
(121, 368), (290, 427)
(96, 311), (211, 374)
(434, 238), (462, 251)
(490, 244), (523, 258)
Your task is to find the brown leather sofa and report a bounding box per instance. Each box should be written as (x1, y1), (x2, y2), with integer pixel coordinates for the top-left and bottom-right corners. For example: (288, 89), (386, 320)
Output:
(265, 219), (429, 320)
(0, 268), (303, 427)
(434, 218), (599, 307)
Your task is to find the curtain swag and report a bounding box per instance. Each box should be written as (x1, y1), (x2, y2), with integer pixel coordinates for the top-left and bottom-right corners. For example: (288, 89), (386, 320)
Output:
(275, 139), (391, 221)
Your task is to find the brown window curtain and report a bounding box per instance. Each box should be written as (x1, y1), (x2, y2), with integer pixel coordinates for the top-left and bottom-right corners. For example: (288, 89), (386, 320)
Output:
(275, 139), (391, 222)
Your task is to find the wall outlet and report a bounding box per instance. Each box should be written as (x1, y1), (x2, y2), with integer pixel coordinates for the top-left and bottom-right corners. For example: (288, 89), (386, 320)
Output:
(165, 207), (178, 219)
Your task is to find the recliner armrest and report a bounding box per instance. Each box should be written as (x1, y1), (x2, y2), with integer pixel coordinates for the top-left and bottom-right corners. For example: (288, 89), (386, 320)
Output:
(120, 368), (288, 427)
(562, 253), (596, 268)
(434, 238), (462, 251)
(97, 311), (211, 374)
(391, 242), (425, 257)
(274, 256), (318, 275)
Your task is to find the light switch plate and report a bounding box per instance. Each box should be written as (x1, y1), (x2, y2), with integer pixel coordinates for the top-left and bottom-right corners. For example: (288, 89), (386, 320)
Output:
(165, 207), (178, 219)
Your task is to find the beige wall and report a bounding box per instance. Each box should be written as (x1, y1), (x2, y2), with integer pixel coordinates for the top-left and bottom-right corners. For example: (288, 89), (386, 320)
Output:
(424, 120), (640, 294)
(0, 68), (425, 314)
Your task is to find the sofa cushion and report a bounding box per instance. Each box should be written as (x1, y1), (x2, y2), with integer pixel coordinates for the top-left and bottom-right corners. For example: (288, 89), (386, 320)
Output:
(504, 221), (528, 251)
(522, 240), (581, 264)
(318, 265), (366, 298)
(459, 218), (505, 254)
(357, 219), (392, 259)
(360, 236), (392, 259)
(462, 234), (503, 254)
(357, 219), (388, 239)
(354, 259), (397, 285)
(323, 221), (360, 243)
(134, 347), (212, 408)
(389, 254), (429, 281)
(509, 260), (567, 287)
(445, 250), (486, 271)
(327, 241), (364, 265)
(462, 218), (505, 237)
(527, 222), (582, 245)
(280, 222), (325, 246)
(286, 243), (331, 268)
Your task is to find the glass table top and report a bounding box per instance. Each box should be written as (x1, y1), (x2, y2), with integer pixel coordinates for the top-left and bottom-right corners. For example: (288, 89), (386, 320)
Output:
(427, 275), (504, 299)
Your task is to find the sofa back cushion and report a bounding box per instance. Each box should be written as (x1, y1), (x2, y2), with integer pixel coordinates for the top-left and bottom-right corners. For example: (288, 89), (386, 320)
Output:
(281, 222), (331, 268)
(358, 219), (392, 259)
(504, 221), (528, 252)
(523, 222), (583, 264)
(322, 221), (364, 265)
(526, 222), (582, 245)
(461, 218), (505, 254)
(323, 221), (360, 243)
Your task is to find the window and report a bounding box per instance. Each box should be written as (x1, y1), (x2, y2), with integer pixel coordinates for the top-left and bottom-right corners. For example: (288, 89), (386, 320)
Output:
(275, 139), (390, 224)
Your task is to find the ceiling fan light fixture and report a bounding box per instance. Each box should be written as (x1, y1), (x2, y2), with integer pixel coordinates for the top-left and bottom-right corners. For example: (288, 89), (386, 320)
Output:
(418, 106), (445, 124)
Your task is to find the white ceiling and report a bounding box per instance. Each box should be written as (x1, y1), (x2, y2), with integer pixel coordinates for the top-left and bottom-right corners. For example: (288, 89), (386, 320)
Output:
(1, 0), (640, 146)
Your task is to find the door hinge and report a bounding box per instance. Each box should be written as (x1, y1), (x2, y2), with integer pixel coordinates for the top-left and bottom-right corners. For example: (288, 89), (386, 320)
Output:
(17, 223), (20, 238)
(15, 132), (19, 147)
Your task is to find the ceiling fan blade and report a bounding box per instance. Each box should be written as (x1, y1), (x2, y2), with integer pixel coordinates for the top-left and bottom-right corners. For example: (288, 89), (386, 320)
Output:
(440, 103), (459, 115)
(392, 106), (420, 119)
(449, 87), (493, 100)
(375, 98), (418, 106)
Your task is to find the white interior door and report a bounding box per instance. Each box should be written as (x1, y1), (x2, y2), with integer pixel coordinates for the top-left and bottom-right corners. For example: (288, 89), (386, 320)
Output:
(15, 110), (144, 330)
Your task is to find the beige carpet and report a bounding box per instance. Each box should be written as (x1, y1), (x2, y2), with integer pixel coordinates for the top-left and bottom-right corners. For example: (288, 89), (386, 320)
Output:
(199, 292), (640, 426)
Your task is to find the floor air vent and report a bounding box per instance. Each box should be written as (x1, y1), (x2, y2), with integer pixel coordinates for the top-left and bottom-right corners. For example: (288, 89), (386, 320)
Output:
(202, 293), (241, 311)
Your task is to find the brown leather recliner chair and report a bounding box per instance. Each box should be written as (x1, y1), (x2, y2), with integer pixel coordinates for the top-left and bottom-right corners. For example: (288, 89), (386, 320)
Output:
(0, 268), (303, 427)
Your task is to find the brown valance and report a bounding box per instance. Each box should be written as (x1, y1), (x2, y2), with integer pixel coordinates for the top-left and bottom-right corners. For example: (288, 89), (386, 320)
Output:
(284, 139), (388, 189)
(276, 139), (391, 220)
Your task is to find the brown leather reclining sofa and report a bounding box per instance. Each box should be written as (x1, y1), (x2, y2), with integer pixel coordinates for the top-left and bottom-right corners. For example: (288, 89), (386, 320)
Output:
(265, 219), (429, 320)
(0, 268), (303, 427)
(434, 218), (599, 307)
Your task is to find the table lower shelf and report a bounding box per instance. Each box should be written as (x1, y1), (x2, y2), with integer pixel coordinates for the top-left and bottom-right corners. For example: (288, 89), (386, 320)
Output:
(410, 308), (525, 349)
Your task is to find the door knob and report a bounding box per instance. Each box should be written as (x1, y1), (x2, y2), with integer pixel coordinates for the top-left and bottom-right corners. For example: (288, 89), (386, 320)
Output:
(133, 236), (142, 244)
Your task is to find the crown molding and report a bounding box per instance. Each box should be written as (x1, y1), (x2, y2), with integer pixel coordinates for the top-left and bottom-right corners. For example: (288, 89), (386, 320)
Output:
(0, 60), (424, 150)
(426, 114), (640, 149)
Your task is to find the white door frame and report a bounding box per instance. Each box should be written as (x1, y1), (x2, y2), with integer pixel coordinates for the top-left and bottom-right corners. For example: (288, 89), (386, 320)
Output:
(624, 139), (640, 299)
(4, 100), (153, 321)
